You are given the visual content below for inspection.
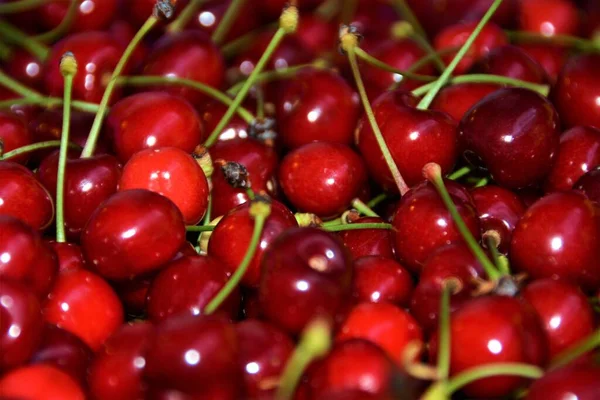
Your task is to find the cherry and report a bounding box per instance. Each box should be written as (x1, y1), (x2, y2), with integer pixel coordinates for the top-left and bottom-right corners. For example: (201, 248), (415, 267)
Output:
(197, 100), (249, 142)
(351, 256), (414, 308)
(37, 0), (118, 33)
(208, 199), (297, 288)
(29, 324), (93, 385)
(293, 15), (337, 55)
(254, 0), (322, 21)
(518, 44), (569, 83)
(144, 314), (240, 397)
(3, 49), (44, 92)
(574, 166), (600, 204)
(392, 179), (480, 273)
(235, 319), (295, 398)
(357, 90), (459, 192)
(44, 31), (125, 103)
(146, 254), (241, 322)
(259, 227), (352, 335)
(0, 280), (43, 372)
(140, 31), (225, 107)
(430, 82), (500, 122)
(475, 45), (548, 84)
(276, 68), (359, 149)
(0, 364), (86, 400)
(459, 87), (560, 189)
(510, 191), (600, 291)
(518, 0), (580, 37)
(278, 142), (367, 218)
(339, 217), (395, 260)
(81, 189), (185, 281)
(0, 216), (58, 299)
(123, 0), (189, 27)
(106, 91), (203, 163)
(88, 321), (155, 400)
(43, 269), (123, 351)
(434, 21), (508, 75)
(348, 0), (403, 44)
(45, 241), (85, 274)
(0, 161), (54, 231)
(525, 361), (600, 400)
(336, 302), (423, 366)
(552, 54), (600, 129)
(544, 126), (600, 192)
(521, 279), (596, 359)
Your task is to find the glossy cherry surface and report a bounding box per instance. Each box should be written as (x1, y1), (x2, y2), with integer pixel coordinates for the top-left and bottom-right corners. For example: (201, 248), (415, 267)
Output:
(430, 82), (500, 122)
(293, 15), (337, 55)
(339, 217), (395, 260)
(518, 44), (569, 83)
(197, 100), (249, 142)
(46, 241), (86, 274)
(37, 0), (117, 33)
(0, 111), (32, 165)
(525, 362), (600, 400)
(518, 0), (580, 36)
(0, 364), (85, 400)
(574, 167), (600, 204)
(476, 45), (548, 84)
(351, 256), (413, 307)
(4, 49), (44, 92)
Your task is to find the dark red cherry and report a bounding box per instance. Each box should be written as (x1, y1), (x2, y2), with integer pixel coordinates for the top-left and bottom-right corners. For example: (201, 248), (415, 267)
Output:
(43, 269), (124, 351)
(144, 314), (240, 397)
(141, 31), (224, 107)
(29, 324), (93, 385)
(351, 256), (413, 307)
(293, 14), (337, 55)
(88, 321), (154, 400)
(276, 68), (359, 149)
(544, 126), (600, 192)
(519, 0), (580, 37)
(525, 361), (600, 400)
(521, 279), (596, 359)
(106, 92), (203, 163)
(255, 0), (322, 20)
(37, 0), (117, 33)
(0, 161), (54, 231)
(44, 31), (125, 104)
(235, 319), (295, 399)
(279, 142), (367, 218)
(552, 54), (600, 129)
(0, 280), (43, 372)
(3, 49), (44, 92)
(259, 227), (353, 335)
(339, 217), (395, 260)
(45, 241), (85, 274)
(574, 167), (600, 204)
(347, 0), (402, 43)
(197, 100), (249, 142)
(208, 200), (297, 287)
(510, 191), (600, 291)
(146, 254), (240, 322)
(459, 87), (560, 189)
(0, 364), (86, 400)
(336, 302), (423, 366)
(430, 82), (500, 122)
(475, 45), (548, 84)
(434, 21), (508, 75)
(392, 180), (480, 273)
(113, 274), (156, 316)
(518, 44), (569, 83)
(357, 90), (459, 192)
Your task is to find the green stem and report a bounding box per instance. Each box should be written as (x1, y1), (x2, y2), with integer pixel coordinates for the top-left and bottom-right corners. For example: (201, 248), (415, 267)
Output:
(417, 0), (504, 110)
(474, 176), (489, 188)
(0, 69), (43, 98)
(0, 40), (12, 60)
(0, 96), (100, 113)
(339, 0), (357, 24)
(202, 195), (212, 226)
(366, 193), (388, 209)
(486, 233), (503, 271)
(391, 0), (427, 41)
(549, 329), (600, 370)
(186, 225), (216, 232)
(116, 75), (254, 123)
(0, 20), (49, 60)
(0, 0), (51, 13)
(407, 46), (459, 73)
(211, 0), (245, 44)
(33, 0), (79, 43)
(412, 73), (549, 97)
(221, 25), (269, 58)
(506, 30), (600, 52)
(446, 363), (544, 395)
(354, 47), (436, 82)
(81, 16), (158, 158)
(410, 33), (446, 73)
(315, 0), (340, 20)
(166, 0), (208, 33)
(448, 166), (472, 180)
(351, 198), (378, 217)
(321, 223), (393, 232)
(437, 283), (452, 381)
(0, 140), (80, 160)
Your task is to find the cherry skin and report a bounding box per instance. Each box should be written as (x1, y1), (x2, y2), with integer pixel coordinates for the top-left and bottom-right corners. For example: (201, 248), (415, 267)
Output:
(259, 227), (353, 335)
(336, 302), (423, 366)
(106, 91), (204, 163)
(81, 189), (185, 281)
(525, 361), (600, 400)
(37, 0), (117, 33)
(510, 191), (600, 291)
(279, 142), (367, 218)
(392, 180), (481, 273)
(574, 166), (600, 204)
(357, 90), (459, 192)
(552, 54), (600, 129)
(521, 278), (596, 358)
(197, 100), (249, 142)
(123, 0), (189, 27)
(519, 0), (580, 37)
(0, 161), (54, 231)
(43, 269), (123, 351)
(0, 111), (32, 165)
(351, 256), (414, 308)
(475, 45), (548, 84)
(4, 49), (44, 92)
(140, 31), (224, 107)
(255, 0), (322, 20)
(0, 216), (58, 299)
(345, 0), (399, 44)
(544, 126), (600, 192)
(430, 82), (500, 122)
(88, 321), (155, 400)
(0, 280), (43, 372)
(518, 43), (569, 83)
(235, 319), (295, 399)
(276, 68), (359, 149)
(459, 87), (560, 189)
(146, 254), (241, 322)
(293, 14), (337, 55)
(339, 217), (395, 260)
(208, 199), (297, 288)
(45, 241), (86, 274)
(37, 152), (121, 241)
(0, 364), (85, 400)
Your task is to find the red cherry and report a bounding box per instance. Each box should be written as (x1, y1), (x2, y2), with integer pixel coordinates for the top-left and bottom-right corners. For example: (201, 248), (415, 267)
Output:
(519, 0), (580, 37)
(574, 167), (600, 204)
(293, 14), (337, 55)
(123, 0), (189, 27)
(339, 217), (395, 260)
(254, 0), (322, 21)
(525, 362), (600, 400)
(43, 269), (124, 351)
(81, 189), (185, 280)
(510, 191), (600, 291)
(351, 256), (414, 307)
(0, 161), (54, 231)
(197, 100), (249, 142)
(518, 44), (569, 83)
(37, 0), (117, 33)
(348, 0), (402, 43)
(0, 364), (85, 400)
(430, 82), (500, 122)
(3, 49), (44, 93)
(475, 45), (548, 84)
(45, 241), (86, 274)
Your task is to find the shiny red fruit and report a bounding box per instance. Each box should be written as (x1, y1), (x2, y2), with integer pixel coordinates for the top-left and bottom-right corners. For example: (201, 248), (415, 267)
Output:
(476, 45), (548, 84)
(37, 0), (117, 33)
(574, 167), (600, 204)
(519, 0), (579, 37)
(526, 361), (600, 400)
(45, 241), (86, 274)
(430, 82), (500, 122)
(351, 256), (413, 307)
(0, 111), (32, 165)
(0, 364), (85, 400)
(339, 217), (395, 260)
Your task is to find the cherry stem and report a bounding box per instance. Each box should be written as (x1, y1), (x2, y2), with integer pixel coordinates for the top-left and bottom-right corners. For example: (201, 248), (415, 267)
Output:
(212, 0), (246, 44)
(445, 363), (543, 395)
(506, 30), (600, 52)
(185, 225), (215, 232)
(166, 0), (208, 33)
(0, 68), (42, 98)
(391, 0), (427, 41)
(321, 222), (393, 232)
(387, 47), (459, 91)
(34, 0), (79, 43)
(549, 329), (600, 371)
(367, 193), (388, 208)
(0, 20), (49, 60)
(474, 176), (489, 187)
(437, 282), (452, 381)
(221, 23), (276, 58)
(315, 0), (340, 20)
(339, 0), (357, 24)
(116, 75), (255, 123)
(0, 96), (99, 113)
(204, 6), (298, 148)
(412, 73), (549, 97)
(203, 199), (271, 314)
(0, 0), (48, 13)
(416, 0), (504, 110)
(0, 140), (81, 160)
(409, 32), (446, 73)
(202, 196), (212, 226)
(80, 13), (160, 158)
(423, 163), (501, 281)
(354, 47), (436, 82)
(448, 166), (472, 180)
(344, 36), (410, 196)
(56, 52), (77, 243)
(485, 231), (505, 271)
(276, 318), (332, 400)
(0, 40), (12, 61)
(351, 198), (379, 217)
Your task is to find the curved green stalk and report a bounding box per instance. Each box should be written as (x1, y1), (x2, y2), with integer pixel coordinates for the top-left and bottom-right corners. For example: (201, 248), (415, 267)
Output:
(0, 20), (49, 60)
(549, 329), (600, 370)
(0, 140), (80, 160)
(166, 0), (209, 33)
(34, 0), (80, 43)
(351, 198), (378, 217)
(412, 73), (549, 97)
(446, 363), (544, 395)
(354, 47), (436, 82)
(211, 0), (245, 44)
(321, 223), (393, 232)
(0, 0), (48, 14)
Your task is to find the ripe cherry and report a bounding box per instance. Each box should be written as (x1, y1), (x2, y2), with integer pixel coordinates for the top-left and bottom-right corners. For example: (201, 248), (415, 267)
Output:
(45, 241), (86, 274)
(475, 45), (548, 84)
(525, 361), (600, 400)
(430, 82), (500, 122)
(351, 256), (414, 307)
(518, 0), (580, 37)
(37, 0), (118, 33)
(339, 217), (395, 260)
(294, 15), (337, 55)
(574, 167), (600, 204)
(197, 100), (249, 142)
(0, 364), (86, 400)
(4, 49), (44, 92)
(0, 111), (32, 165)
(518, 44), (569, 83)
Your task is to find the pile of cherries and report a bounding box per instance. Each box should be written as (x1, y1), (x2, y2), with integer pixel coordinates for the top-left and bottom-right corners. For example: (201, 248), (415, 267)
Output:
(1, 0), (600, 399)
